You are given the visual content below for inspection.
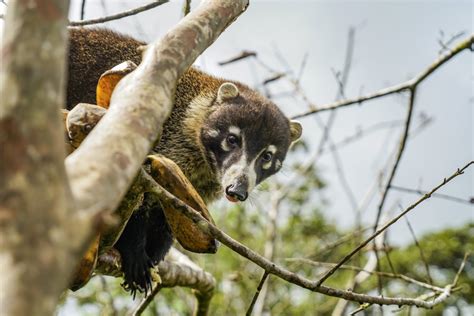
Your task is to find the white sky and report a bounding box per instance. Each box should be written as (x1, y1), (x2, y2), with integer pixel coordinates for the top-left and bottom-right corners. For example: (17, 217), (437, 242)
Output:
(1, 0), (472, 245)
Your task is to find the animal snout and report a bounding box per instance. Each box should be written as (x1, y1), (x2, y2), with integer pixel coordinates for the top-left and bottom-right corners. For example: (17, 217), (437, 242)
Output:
(225, 184), (248, 202)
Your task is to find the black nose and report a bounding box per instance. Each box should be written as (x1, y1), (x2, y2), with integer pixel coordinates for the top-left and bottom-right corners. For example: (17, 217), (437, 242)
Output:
(225, 184), (248, 201)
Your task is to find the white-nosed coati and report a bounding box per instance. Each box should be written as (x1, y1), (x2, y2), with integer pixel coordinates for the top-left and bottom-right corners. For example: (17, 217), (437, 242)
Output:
(67, 27), (302, 296)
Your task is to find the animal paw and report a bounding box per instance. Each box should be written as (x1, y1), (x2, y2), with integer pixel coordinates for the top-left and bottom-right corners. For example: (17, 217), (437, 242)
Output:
(121, 254), (154, 299)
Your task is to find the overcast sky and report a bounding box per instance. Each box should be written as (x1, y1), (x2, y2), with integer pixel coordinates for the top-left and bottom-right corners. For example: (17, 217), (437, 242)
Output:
(2, 1), (472, 245)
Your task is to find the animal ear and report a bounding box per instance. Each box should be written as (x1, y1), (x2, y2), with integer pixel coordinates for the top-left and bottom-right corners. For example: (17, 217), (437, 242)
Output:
(217, 82), (239, 101)
(289, 120), (302, 143)
(96, 60), (137, 108)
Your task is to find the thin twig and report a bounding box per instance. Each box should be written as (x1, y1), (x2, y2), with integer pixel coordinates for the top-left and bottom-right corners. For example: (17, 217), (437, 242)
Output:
(452, 252), (470, 287)
(371, 87), (417, 298)
(80, 0), (87, 20)
(391, 185), (473, 205)
(332, 221), (386, 316)
(218, 50), (257, 65)
(438, 30), (466, 54)
(350, 253), (469, 315)
(382, 239), (397, 276)
(291, 35), (474, 119)
(316, 225), (375, 257)
(295, 52), (309, 84)
(373, 88), (416, 232)
(404, 216), (433, 285)
(262, 73), (286, 85)
(246, 272), (269, 316)
(252, 189), (280, 315)
(285, 258), (444, 293)
(131, 284), (162, 316)
(323, 120), (403, 154)
(69, 0), (169, 26)
(315, 161), (473, 286)
(274, 26), (356, 205)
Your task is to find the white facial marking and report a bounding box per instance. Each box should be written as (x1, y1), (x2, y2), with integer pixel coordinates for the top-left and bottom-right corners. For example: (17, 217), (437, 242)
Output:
(228, 126), (241, 136)
(221, 135), (257, 194)
(247, 157), (258, 191)
(221, 139), (231, 151)
(221, 126), (241, 156)
(222, 151), (246, 186)
(275, 159), (282, 170)
(267, 145), (277, 154)
(207, 129), (219, 138)
(262, 145), (277, 170)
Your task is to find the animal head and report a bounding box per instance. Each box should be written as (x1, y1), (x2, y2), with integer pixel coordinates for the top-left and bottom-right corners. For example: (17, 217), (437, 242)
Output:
(200, 82), (302, 202)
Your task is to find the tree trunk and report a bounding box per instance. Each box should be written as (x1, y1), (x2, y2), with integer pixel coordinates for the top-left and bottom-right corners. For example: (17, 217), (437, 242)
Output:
(0, 1), (74, 315)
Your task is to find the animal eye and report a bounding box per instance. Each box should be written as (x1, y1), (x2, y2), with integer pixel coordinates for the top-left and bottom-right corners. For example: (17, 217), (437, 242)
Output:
(83, 124), (93, 133)
(226, 134), (239, 147)
(262, 151), (273, 162)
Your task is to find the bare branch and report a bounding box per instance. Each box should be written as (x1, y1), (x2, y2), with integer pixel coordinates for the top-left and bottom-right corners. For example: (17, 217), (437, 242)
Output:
(69, 0), (170, 27)
(323, 120), (403, 154)
(245, 272), (269, 316)
(373, 88), (416, 232)
(98, 248), (216, 316)
(131, 285), (162, 316)
(291, 35), (474, 119)
(80, 0), (86, 20)
(332, 223), (386, 316)
(218, 50), (257, 65)
(369, 87), (417, 295)
(142, 161), (472, 308)
(438, 30), (467, 54)
(315, 161), (473, 286)
(391, 185), (473, 205)
(262, 72), (286, 85)
(452, 252), (469, 287)
(404, 216), (433, 285)
(285, 258), (444, 293)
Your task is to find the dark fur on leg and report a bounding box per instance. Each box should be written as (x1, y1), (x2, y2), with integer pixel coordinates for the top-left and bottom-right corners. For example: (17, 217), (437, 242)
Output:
(145, 196), (174, 265)
(114, 193), (173, 298)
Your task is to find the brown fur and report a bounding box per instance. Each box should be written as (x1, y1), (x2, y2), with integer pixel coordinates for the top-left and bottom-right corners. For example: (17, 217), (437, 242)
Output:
(68, 28), (239, 201)
(67, 28), (301, 295)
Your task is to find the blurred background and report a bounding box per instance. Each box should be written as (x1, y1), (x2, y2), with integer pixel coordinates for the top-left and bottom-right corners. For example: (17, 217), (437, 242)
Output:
(2, 0), (472, 315)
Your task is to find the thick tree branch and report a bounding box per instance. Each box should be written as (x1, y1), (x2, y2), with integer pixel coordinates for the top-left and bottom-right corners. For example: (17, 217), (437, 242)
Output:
(97, 248), (215, 316)
(291, 34), (474, 119)
(0, 0), (74, 315)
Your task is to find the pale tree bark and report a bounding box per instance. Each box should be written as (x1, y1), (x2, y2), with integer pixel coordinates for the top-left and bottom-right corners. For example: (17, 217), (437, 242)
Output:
(0, 1), (74, 315)
(0, 0), (248, 315)
(96, 248), (215, 316)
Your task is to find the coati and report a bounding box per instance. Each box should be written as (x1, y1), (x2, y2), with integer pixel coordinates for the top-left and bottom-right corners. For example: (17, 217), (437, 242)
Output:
(67, 28), (302, 296)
